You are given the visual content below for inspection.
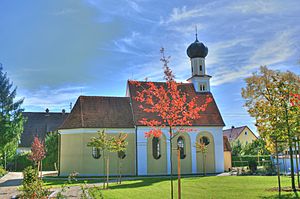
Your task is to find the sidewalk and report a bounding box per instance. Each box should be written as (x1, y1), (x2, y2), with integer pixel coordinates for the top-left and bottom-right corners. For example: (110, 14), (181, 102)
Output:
(0, 172), (23, 199)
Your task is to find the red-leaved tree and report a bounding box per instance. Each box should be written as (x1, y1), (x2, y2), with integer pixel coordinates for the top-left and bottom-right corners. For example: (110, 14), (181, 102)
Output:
(132, 48), (212, 199)
(28, 136), (46, 178)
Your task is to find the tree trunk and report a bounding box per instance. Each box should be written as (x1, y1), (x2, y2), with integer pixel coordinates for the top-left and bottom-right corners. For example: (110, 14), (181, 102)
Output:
(103, 151), (105, 189)
(177, 148), (181, 199)
(37, 161), (40, 178)
(203, 153), (206, 176)
(106, 156), (109, 189)
(275, 139), (281, 196)
(294, 139), (299, 188)
(40, 160), (43, 179)
(169, 127), (174, 199)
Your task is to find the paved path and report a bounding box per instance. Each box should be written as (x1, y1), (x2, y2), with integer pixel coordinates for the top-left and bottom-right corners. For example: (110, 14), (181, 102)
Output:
(0, 172), (23, 199)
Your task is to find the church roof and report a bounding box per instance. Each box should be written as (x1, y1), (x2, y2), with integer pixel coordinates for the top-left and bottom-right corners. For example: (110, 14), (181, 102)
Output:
(60, 96), (134, 129)
(21, 112), (68, 147)
(127, 81), (225, 126)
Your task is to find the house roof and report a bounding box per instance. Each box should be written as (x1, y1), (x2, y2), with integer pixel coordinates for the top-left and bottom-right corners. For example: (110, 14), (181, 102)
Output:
(21, 112), (68, 147)
(127, 81), (225, 126)
(60, 96), (135, 129)
(223, 126), (256, 142)
(223, 136), (232, 151)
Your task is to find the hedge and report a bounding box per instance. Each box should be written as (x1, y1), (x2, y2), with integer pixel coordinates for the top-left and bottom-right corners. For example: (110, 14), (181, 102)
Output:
(232, 155), (271, 167)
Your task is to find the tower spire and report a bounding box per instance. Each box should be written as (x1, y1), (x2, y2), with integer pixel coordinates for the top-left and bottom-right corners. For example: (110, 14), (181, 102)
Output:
(195, 25), (198, 41)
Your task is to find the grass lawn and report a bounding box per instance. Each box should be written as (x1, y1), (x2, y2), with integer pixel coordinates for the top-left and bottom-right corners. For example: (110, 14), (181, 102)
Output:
(88, 176), (299, 199)
(43, 179), (101, 188)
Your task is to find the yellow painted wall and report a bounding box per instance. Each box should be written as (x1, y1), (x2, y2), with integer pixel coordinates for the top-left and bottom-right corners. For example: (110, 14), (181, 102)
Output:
(224, 151), (232, 171)
(60, 132), (136, 176)
(171, 133), (192, 174)
(196, 132), (215, 173)
(147, 134), (167, 175)
(236, 127), (257, 145)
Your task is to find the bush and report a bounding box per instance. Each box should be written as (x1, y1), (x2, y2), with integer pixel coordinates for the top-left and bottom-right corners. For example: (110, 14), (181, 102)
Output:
(7, 152), (33, 172)
(0, 165), (7, 177)
(20, 166), (49, 199)
(248, 159), (257, 173)
(232, 155), (271, 167)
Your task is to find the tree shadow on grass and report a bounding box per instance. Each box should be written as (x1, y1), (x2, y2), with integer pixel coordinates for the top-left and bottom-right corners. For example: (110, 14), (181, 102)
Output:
(106, 178), (171, 190)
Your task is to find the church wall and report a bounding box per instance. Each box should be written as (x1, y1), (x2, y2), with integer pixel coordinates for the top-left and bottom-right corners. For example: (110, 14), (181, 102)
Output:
(59, 128), (136, 176)
(196, 132), (215, 173)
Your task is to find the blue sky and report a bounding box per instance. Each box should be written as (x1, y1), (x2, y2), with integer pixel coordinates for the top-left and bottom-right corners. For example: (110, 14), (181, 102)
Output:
(1, 0), (300, 134)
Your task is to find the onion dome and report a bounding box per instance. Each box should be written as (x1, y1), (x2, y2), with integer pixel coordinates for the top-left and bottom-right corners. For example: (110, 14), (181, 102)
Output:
(186, 38), (208, 58)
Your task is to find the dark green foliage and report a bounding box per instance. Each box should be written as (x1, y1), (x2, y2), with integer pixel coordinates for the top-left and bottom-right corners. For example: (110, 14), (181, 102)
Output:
(21, 166), (49, 198)
(248, 159), (258, 173)
(0, 66), (24, 165)
(11, 153), (33, 171)
(43, 131), (58, 171)
(232, 155), (271, 167)
(242, 138), (271, 155)
(231, 140), (243, 156)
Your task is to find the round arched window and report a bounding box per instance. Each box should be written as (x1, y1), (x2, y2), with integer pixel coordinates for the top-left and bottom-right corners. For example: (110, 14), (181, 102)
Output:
(177, 136), (186, 159)
(152, 137), (161, 160)
(92, 147), (101, 159)
(118, 151), (126, 159)
(200, 136), (210, 146)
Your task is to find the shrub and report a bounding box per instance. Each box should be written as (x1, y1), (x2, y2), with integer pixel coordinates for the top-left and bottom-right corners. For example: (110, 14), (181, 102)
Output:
(8, 152), (33, 171)
(0, 165), (7, 177)
(20, 166), (49, 199)
(248, 159), (257, 173)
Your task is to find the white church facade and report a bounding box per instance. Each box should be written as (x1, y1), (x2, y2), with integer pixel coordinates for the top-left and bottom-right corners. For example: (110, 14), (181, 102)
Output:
(58, 37), (225, 176)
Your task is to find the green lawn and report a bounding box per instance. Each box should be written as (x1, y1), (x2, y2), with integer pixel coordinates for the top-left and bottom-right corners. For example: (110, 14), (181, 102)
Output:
(88, 176), (299, 199)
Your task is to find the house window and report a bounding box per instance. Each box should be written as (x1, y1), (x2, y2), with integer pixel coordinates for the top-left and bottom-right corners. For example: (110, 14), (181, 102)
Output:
(200, 136), (210, 146)
(152, 137), (161, 159)
(245, 131), (248, 135)
(118, 151), (126, 159)
(92, 147), (101, 159)
(177, 136), (186, 159)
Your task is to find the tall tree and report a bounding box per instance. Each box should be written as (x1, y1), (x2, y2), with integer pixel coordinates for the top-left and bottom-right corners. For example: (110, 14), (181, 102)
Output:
(28, 136), (46, 178)
(242, 66), (300, 191)
(0, 65), (24, 169)
(132, 48), (212, 199)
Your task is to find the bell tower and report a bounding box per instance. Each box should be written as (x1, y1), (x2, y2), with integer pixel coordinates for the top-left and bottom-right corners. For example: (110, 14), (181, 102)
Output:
(186, 34), (211, 92)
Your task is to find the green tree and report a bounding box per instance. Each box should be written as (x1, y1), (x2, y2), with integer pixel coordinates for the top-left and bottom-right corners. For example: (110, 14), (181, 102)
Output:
(242, 138), (270, 156)
(43, 131), (58, 171)
(0, 65), (24, 169)
(231, 140), (243, 156)
(242, 66), (300, 191)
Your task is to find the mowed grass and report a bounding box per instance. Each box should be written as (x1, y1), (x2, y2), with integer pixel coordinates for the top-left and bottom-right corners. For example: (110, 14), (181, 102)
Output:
(88, 176), (299, 199)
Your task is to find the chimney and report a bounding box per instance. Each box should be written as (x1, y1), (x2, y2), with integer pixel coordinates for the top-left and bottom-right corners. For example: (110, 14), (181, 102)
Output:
(62, 109), (66, 114)
(231, 126), (235, 129)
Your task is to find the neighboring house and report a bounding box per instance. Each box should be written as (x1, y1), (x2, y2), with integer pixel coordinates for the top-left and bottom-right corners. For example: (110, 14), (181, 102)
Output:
(223, 126), (257, 146)
(58, 36), (227, 176)
(18, 109), (68, 153)
(223, 136), (232, 171)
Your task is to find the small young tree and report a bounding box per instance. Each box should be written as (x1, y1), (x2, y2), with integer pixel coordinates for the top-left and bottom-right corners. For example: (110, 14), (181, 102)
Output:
(87, 130), (114, 189)
(195, 141), (208, 176)
(111, 133), (128, 184)
(28, 136), (46, 178)
(132, 48), (212, 199)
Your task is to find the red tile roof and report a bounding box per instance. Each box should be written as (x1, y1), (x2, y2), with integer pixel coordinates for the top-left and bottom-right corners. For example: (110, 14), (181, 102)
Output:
(223, 126), (252, 142)
(127, 81), (225, 126)
(60, 96), (134, 129)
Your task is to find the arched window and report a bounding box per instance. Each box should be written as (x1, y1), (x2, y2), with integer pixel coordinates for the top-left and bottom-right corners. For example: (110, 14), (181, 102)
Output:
(118, 151), (126, 159)
(92, 147), (101, 159)
(177, 136), (186, 159)
(200, 136), (210, 146)
(152, 137), (161, 159)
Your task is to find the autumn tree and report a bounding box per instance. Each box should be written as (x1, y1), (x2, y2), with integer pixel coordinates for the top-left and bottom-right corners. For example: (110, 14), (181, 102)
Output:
(0, 65), (24, 169)
(133, 48), (212, 199)
(28, 136), (46, 178)
(242, 66), (300, 191)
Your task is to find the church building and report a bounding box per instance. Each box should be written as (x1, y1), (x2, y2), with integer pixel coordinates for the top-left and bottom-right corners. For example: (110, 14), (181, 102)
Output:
(58, 37), (225, 176)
